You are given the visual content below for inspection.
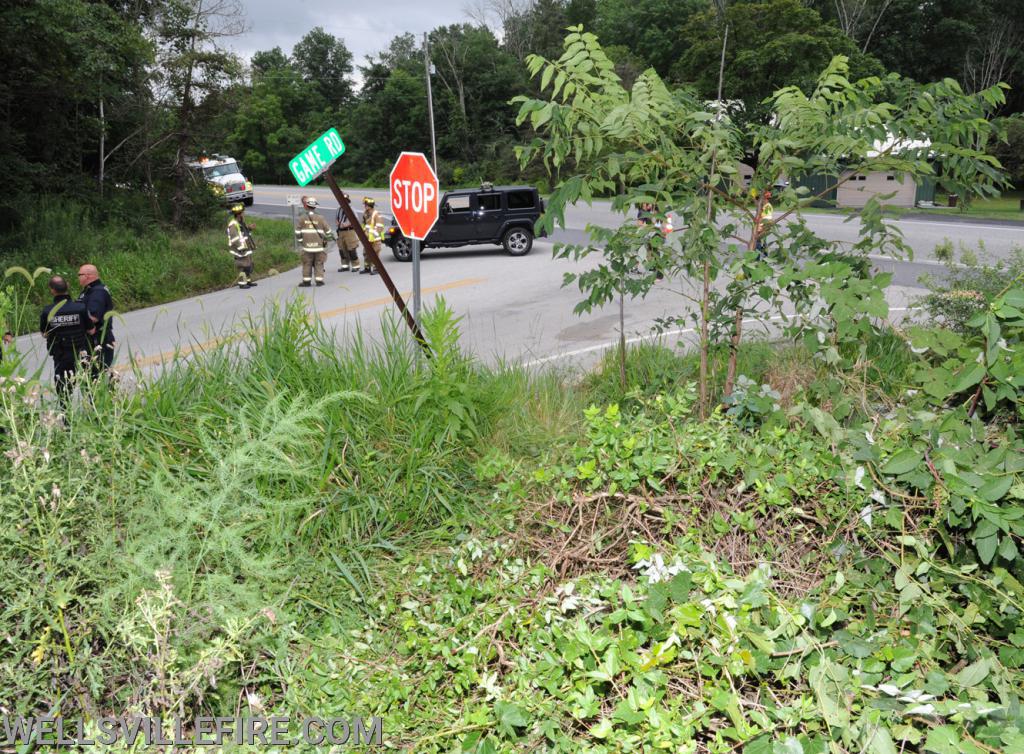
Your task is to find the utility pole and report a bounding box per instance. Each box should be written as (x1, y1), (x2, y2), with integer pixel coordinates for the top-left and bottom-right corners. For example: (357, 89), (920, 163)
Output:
(423, 32), (438, 175)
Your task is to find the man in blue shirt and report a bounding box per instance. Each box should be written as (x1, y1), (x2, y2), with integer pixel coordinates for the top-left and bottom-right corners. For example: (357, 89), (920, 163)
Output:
(76, 264), (115, 377)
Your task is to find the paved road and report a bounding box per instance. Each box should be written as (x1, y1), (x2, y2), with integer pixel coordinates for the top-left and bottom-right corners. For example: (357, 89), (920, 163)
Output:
(11, 184), (1021, 384)
(253, 184), (1024, 263)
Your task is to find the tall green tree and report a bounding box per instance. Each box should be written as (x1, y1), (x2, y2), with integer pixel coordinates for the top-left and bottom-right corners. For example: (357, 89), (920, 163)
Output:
(251, 46), (289, 76)
(678, 0), (884, 129)
(229, 58), (315, 183)
(338, 34), (429, 182)
(594, 0), (705, 79)
(152, 0), (244, 224)
(517, 28), (1007, 411)
(429, 25), (525, 169)
(290, 26), (355, 107)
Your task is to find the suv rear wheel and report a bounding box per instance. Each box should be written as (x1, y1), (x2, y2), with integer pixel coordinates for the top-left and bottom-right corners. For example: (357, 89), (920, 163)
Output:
(502, 227), (533, 256)
(392, 236), (412, 262)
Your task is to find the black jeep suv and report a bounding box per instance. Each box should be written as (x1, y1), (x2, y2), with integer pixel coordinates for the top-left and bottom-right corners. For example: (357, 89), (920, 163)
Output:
(383, 184), (546, 261)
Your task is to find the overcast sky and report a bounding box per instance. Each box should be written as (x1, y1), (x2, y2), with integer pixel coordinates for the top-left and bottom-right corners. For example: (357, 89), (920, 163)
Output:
(228, 0), (483, 68)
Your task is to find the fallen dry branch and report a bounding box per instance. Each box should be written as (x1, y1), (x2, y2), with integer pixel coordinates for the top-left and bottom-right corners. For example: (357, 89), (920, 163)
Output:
(516, 481), (859, 597)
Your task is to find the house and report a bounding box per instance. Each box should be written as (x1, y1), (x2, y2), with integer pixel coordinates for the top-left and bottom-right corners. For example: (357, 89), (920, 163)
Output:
(732, 123), (938, 208)
(834, 137), (935, 208)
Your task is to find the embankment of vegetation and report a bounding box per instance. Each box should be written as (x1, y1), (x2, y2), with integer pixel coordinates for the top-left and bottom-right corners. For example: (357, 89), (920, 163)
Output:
(0, 297), (1021, 753)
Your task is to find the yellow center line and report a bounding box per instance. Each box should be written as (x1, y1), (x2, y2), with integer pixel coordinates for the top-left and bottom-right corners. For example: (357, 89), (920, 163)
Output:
(116, 276), (486, 371)
(317, 276), (484, 320)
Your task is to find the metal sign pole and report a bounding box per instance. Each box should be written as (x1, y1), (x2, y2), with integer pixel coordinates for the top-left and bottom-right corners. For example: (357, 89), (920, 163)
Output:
(412, 237), (422, 364)
(323, 171), (431, 356)
(424, 32), (438, 176)
(411, 238), (419, 327)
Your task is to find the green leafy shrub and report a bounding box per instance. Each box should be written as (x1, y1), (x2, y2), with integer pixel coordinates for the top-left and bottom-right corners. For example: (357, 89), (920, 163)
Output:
(722, 374), (783, 428)
(917, 241), (1024, 333)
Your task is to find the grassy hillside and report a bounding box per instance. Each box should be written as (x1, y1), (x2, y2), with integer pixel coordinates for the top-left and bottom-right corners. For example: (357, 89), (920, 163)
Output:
(0, 199), (298, 334)
(0, 298), (1022, 752)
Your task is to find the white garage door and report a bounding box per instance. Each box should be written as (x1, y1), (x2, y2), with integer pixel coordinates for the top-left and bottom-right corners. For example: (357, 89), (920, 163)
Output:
(837, 171), (917, 208)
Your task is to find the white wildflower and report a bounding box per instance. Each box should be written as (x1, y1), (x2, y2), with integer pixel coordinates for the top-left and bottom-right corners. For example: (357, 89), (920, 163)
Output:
(634, 553), (688, 584)
(853, 466), (867, 489)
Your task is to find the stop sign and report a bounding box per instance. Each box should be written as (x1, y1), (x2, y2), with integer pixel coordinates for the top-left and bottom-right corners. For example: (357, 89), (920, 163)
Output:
(389, 152), (439, 241)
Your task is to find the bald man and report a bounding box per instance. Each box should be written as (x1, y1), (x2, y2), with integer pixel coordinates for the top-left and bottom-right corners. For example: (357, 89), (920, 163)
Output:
(76, 264), (116, 375)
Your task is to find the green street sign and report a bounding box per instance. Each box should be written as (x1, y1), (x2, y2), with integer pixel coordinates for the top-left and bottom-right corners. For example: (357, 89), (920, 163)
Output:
(289, 128), (346, 186)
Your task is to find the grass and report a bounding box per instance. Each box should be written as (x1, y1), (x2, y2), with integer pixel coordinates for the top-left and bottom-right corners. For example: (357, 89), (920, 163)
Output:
(0, 297), (584, 716)
(1, 300), (1020, 752)
(797, 190), (1024, 222)
(581, 328), (916, 415)
(0, 198), (299, 333)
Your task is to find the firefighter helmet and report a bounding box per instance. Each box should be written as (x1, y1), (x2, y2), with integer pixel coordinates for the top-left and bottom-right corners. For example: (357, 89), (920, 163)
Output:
(363, 196), (375, 207)
(230, 203), (245, 214)
(302, 196), (318, 209)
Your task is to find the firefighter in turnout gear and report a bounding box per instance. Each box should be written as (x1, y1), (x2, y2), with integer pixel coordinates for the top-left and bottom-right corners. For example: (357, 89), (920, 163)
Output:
(295, 195), (334, 286)
(360, 197), (383, 275)
(336, 194), (360, 272)
(227, 204), (257, 289)
(40, 275), (91, 408)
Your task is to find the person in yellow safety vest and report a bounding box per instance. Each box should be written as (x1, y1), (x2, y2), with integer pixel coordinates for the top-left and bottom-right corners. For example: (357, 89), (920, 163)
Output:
(226, 204), (257, 289)
(360, 197), (383, 275)
(295, 195), (334, 287)
(754, 189), (774, 255)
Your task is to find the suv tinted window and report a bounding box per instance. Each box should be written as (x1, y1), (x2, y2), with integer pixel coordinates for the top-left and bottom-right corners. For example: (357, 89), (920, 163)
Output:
(507, 190), (536, 209)
(478, 193), (502, 211)
(446, 195), (471, 212)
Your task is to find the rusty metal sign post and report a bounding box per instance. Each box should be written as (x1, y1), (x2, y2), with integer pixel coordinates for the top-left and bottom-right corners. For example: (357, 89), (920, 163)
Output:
(323, 172), (431, 356)
(288, 128), (430, 356)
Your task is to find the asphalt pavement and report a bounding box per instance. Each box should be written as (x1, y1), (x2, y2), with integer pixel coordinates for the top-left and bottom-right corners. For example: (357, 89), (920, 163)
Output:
(12, 183), (1023, 384)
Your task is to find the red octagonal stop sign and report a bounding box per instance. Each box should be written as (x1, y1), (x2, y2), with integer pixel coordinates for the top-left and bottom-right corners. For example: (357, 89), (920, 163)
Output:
(389, 152), (439, 241)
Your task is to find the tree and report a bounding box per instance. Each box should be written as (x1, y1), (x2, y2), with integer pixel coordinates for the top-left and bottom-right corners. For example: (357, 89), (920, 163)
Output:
(229, 58), (315, 183)
(151, 0), (244, 225)
(429, 25), (525, 167)
(991, 116), (1024, 188)
(594, 0), (705, 79)
(251, 46), (289, 77)
(677, 0), (884, 128)
(810, 0), (895, 52)
(291, 27), (355, 107)
(516, 28), (1008, 413)
(503, 0), (572, 61)
(961, 13), (1023, 95)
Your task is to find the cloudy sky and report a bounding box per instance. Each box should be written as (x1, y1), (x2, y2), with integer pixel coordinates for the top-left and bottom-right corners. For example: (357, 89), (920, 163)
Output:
(228, 0), (484, 67)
